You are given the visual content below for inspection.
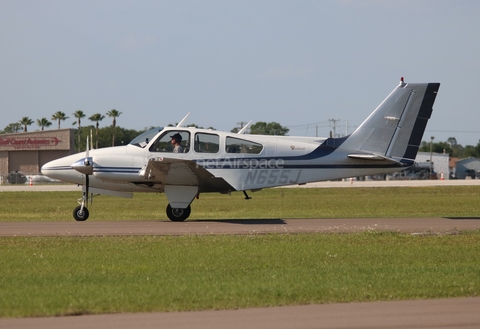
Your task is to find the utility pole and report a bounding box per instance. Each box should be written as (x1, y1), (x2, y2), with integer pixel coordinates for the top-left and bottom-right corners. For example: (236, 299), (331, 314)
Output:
(430, 136), (435, 179)
(329, 118), (340, 138)
(234, 121), (247, 133)
(237, 121), (247, 129)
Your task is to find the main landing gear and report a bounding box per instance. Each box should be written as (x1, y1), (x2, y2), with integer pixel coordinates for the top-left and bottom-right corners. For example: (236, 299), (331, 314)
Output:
(166, 204), (191, 221)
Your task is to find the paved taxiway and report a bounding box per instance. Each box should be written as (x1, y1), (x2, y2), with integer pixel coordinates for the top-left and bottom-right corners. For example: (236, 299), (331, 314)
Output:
(1, 217), (480, 236)
(1, 181), (480, 328)
(1, 297), (479, 329)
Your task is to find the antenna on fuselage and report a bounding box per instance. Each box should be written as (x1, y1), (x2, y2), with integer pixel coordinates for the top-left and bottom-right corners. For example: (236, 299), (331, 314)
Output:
(176, 112), (191, 127)
(90, 129), (94, 150)
(237, 120), (253, 134)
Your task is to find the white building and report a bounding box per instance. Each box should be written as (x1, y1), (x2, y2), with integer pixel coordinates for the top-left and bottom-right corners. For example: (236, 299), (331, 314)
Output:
(415, 152), (449, 179)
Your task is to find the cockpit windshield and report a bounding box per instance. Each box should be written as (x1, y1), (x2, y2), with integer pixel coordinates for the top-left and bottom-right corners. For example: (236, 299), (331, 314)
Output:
(129, 127), (164, 148)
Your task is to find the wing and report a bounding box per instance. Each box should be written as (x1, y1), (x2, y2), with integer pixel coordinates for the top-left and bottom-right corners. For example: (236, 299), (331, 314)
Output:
(141, 157), (233, 193)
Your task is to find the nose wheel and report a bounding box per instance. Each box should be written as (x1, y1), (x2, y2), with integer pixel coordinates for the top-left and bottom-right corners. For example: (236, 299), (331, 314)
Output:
(73, 205), (89, 221)
(166, 204), (191, 221)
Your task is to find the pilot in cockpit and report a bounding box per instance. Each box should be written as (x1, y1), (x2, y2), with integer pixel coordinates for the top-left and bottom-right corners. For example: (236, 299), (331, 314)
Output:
(170, 133), (184, 153)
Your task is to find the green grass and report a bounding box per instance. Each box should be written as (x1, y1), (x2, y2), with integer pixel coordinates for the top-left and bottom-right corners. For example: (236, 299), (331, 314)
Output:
(1, 186), (480, 318)
(1, 232), (479, 318)
(2, 186), (480, 221)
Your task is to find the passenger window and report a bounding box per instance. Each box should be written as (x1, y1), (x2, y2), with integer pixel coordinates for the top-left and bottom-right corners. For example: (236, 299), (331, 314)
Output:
(194, 133), (219, 153)
(149, 131), (190, 153)
(226, 137), (263, 154)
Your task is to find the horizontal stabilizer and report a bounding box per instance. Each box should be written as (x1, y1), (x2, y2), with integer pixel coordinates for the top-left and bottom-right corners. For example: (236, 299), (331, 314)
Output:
(348, 154), (387, 161)
(347, 153), (403, 165)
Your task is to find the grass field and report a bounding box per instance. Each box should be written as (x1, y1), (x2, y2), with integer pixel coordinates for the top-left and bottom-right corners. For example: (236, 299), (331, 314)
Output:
(1, 186), (480, 221)
(1, 233), (479, 318)
(1, 186), (479, 318)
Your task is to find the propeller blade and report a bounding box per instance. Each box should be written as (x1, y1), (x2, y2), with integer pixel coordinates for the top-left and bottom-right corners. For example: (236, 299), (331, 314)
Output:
(86, 136), (90, 158)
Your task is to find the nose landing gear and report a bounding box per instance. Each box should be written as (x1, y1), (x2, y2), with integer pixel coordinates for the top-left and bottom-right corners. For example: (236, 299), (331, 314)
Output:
(73, 176), (90, 221)
(73, 204), (89, 221)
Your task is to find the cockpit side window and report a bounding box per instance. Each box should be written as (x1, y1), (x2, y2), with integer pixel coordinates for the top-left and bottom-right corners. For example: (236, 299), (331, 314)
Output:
(149, 131), (190, 153)
(194, 133), (219, 153)
(225, 137), (263, 154)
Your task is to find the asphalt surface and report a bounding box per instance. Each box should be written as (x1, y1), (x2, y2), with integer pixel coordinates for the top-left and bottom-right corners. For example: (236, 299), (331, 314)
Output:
(1, 298), (480, 329)
(1, 217), (480, 237)
(1, 181), (480, 328)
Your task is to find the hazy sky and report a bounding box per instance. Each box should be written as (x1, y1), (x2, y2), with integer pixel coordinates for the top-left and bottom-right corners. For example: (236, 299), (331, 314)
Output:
(1, 1), (479, 146)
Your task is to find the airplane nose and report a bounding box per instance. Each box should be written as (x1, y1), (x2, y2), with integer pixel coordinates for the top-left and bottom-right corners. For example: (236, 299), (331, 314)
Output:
(41, 159), (57, 177)
(41, 161), (50, 174)
(41, 158), (75, 180)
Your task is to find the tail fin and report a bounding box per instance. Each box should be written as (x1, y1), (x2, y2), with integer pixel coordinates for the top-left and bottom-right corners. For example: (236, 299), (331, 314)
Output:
(341, 78), (440, 164)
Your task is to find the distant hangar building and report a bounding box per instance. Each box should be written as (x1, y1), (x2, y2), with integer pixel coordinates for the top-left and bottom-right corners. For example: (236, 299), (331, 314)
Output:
(0, 129), (75, 177)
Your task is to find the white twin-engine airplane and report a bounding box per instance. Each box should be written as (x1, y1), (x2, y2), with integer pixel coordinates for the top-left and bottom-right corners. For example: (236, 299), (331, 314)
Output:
(42, 78), (440, 222)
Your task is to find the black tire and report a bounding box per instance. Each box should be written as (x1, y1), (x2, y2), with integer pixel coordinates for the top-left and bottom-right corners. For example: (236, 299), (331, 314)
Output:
(73, 206), (89, 221)
(166, 204), (191, 222)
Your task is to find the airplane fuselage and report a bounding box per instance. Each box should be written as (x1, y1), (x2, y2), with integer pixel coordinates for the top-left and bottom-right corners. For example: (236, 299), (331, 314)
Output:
(42, 128), (406, 194)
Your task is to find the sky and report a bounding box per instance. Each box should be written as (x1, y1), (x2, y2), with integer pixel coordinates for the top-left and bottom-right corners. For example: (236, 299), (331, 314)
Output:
(1, 0), (480, 146)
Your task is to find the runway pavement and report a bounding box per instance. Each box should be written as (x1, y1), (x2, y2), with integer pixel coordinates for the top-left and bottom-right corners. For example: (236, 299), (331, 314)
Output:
(2, 181), (480, 328)
(1, 217), (480, 237)
(1, 297), (480, 329)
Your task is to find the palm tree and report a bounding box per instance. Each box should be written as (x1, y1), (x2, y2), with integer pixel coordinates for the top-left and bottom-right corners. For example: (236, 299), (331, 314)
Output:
(106, 109), (122, 146)
(73, 110), (86, 151)
(19, 117), (34, 132)
(89, 113), (105, 149)
(51, 111), (69, 129)
(36, 118), (52, 131)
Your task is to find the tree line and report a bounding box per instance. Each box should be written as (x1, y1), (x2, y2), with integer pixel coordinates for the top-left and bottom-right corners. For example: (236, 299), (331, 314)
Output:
(4, 114), (480, 159)
(419, 137), (480, 159)
(1, 110), (123, 150)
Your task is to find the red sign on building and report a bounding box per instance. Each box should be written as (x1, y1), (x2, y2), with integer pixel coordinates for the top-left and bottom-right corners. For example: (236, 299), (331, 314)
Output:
(0, 136), (62, 150)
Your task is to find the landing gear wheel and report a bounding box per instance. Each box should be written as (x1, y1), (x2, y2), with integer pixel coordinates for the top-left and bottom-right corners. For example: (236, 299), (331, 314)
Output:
(73, 206), (89, 221)
(166, 204), (191, 222)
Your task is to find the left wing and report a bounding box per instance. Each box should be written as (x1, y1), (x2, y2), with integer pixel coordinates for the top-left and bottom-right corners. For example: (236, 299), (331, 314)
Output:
(141, 157), (233, 193)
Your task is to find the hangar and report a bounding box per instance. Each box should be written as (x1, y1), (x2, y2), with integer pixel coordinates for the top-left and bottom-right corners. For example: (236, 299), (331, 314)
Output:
(0, 129), (75, 182)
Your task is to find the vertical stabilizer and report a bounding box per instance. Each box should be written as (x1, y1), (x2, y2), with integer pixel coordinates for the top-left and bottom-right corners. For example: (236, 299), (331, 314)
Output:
(341, 79), (440, 163)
